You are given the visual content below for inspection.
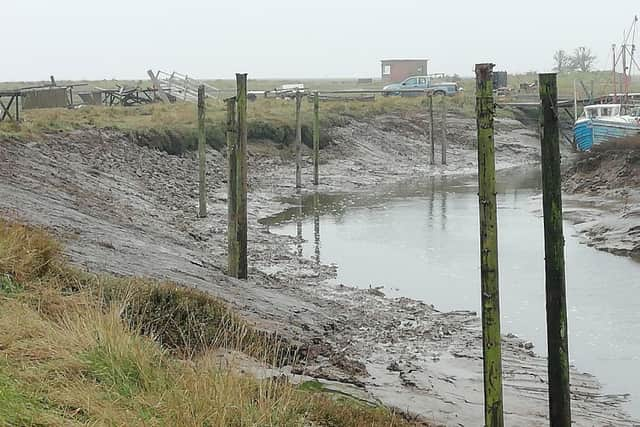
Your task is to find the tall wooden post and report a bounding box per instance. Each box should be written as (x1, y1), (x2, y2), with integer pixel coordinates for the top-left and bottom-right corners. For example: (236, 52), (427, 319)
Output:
(475, 63), (504, 427)
(441, 96), (447, 165)
(197, 85), (207, 218)
(429, 94), (435, 165)
(226, 97), (238, 277)
(236, 74), (248, 279)
(539, 73), (571, 426)
(295, 91), (303, 190)
(313, 91), (320, 186)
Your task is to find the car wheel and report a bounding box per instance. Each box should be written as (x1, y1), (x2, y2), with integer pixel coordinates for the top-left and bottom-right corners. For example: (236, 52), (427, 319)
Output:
(433, 90), (446, 96)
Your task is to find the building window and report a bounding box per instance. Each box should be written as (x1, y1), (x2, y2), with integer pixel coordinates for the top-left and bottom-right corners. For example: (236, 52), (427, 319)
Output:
(383, 65), (391, 75)
(417, 66), (423, 74)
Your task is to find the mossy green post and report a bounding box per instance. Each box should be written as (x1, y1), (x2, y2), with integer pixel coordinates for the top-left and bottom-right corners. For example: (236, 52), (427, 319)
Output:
(475, 63), (504, 427)
(197, 85), (207, 218)
(313, 91), (320, 186)
(226, 96), (238, 277)
(539, 72), (571, 427)
(236, 74), (248, 279)
(295, 90), (302, 190)
(429, 94), (435, 165)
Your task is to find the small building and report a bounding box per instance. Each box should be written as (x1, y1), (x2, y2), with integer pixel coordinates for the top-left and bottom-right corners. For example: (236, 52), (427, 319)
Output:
(381, 59), (429, 83)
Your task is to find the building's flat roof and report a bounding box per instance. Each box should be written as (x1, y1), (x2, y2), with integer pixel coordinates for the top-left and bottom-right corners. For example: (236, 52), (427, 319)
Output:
(381, 59), (428, 62)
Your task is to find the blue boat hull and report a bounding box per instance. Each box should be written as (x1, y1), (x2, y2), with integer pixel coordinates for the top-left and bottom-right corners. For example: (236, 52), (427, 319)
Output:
(574, 119), (640, 151)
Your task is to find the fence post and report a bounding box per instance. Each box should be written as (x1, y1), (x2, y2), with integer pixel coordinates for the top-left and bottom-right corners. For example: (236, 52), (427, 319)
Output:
(429, 94), (435, 165)
(236, 73), (248, 279)
(197, 85), (207, 218)
(295, 90), (303, 190)
(441, 96), (447, 165)
(226, 97), (238, 277)
(313, 91), (320, 186)
(475, 62), (504, 427)
(539, 72), (571, 426)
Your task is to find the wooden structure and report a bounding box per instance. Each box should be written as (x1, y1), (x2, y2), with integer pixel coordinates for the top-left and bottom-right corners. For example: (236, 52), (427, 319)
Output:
(148, 70), (220, 103)
(21, 87), (68, 110)
(539, 73), (571, 426)
(475, 62), (505, 427)
(0, 91), (21, 122)
(197, 85), (207, 218)
(79, 87), (159, 107)
(227, 74), (248, 280)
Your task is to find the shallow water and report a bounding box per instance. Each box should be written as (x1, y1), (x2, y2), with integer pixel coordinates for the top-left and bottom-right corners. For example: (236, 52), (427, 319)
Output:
(266, 167), (640, 418)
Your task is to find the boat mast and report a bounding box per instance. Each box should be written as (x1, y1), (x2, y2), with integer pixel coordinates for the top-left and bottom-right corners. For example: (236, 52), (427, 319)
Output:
(612, 44), (617, 103)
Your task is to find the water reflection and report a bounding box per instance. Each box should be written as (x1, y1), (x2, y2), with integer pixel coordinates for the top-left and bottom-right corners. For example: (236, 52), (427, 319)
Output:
(314, 192), (320, 265)
(296, 194), (303, 258)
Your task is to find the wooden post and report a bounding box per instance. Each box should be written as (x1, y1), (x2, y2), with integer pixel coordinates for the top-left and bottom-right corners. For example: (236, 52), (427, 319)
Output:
(197, 85), (207, 218)
(539, 72), (571, 426)
(441, 96), (447, 165)
(236, 74), (248, 279)
(429, 94), (435, 165)
(475, 63), (504, 427)
(226, 97), (238, 277)
(313, 91), (320, 186)
(295, 91), (303, 190)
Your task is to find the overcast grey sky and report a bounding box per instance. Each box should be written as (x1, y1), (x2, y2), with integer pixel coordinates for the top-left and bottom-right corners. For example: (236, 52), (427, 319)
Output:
(3, 1), (639, 81)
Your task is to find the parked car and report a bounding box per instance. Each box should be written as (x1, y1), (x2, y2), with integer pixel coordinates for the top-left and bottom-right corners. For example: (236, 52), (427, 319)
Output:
(382, 76), (460, 96)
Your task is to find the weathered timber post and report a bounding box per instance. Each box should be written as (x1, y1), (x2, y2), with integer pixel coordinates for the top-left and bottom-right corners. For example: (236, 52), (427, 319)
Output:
(475, 63), (504, 427)
(441, 96), (447, 165)
(429, 94), (435, 165)
(313, 91), (320, 186)
(236, 74), (248, 279)
(539, 72), (571, 427)
(226, 97), (238, 277)
(295, 90), (303, 190)
(197, 85), (207, 218)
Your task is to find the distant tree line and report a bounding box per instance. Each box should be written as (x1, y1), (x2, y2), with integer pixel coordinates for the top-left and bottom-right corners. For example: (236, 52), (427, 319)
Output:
(553, 47), (597, 73)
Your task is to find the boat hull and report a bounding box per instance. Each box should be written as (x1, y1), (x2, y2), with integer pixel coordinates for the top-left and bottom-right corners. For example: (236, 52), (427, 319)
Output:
(574, 119), (640, 151)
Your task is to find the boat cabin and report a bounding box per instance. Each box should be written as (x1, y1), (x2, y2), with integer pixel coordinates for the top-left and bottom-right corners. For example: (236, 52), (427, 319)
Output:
(583, 104), (621, 119)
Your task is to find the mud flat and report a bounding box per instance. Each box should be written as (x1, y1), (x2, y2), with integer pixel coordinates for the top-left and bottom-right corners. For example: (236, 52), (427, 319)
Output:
(0, 111), (635, 425)
(563, 140), (640, 260)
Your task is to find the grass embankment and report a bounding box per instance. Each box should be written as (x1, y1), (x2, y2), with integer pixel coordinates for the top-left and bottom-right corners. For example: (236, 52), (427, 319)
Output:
(0, 220), (419, 426)
(0, 94), (468, 155)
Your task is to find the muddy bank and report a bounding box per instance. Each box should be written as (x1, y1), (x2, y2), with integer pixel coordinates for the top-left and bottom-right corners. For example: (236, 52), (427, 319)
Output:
(563, 140), (640, 260)
(0, 112), (635, 425)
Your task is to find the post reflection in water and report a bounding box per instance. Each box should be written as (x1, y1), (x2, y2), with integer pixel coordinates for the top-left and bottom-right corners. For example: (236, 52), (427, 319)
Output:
(296, 194), (303, 258)
(428, 177), (435, 230)
(313, 192), (321, 265)
(441, 189), (448, 231)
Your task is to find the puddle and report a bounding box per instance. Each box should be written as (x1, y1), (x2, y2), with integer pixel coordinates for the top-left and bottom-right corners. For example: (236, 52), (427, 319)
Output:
(265, 166), (640, 418)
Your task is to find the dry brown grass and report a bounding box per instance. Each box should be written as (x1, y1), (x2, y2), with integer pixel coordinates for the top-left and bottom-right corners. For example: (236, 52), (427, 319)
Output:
(0, 220), (422, 426)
